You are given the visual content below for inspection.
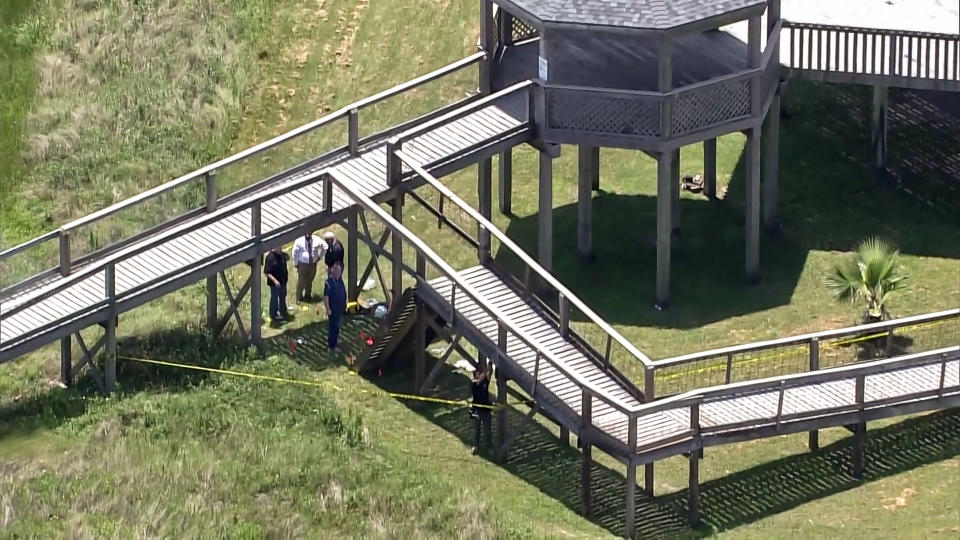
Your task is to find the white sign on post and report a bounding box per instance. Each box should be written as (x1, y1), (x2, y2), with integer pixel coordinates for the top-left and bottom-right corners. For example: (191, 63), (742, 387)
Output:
(538, 56), (548, 80)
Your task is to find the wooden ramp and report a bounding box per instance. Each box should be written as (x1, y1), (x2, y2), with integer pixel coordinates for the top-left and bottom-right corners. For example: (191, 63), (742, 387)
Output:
(0, 87), (533, 363)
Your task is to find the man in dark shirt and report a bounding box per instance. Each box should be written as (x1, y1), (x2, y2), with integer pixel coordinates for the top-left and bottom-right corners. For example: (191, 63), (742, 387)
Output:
(323, 231), (344, 274)
(323, 262), (348, 352)
(470, 359), (493, 455)
(264, 246), (290, 322)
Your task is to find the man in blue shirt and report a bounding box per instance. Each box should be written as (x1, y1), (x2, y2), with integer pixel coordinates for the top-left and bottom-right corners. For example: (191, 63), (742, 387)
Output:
(323, 262), (348, 352)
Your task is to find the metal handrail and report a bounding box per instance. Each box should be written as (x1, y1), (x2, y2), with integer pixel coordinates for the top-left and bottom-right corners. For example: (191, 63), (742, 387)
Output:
(326, 169), (640, 419)
(394, 148), (653, 372)
(0, 52), (486, 268)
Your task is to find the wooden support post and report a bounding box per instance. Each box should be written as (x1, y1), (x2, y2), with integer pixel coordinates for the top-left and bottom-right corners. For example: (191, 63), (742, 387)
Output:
(853, 375), (866, 478)
(205, 171), (218, 331)
(347, 208), (359, 301)
(745, 128), (761, 284)
(478, 0), (493, 95)
(560, 426), (569, 446)
(808, 337), (820, 450)
(644, 365), (656, 497)
(498, 7), (513, 47)
(414, 298), (426, 392)
(104, 264), (116, 394)
(498, 149), (512, 215)
(655, 151), (673, 309)
(348, 109), (360, 156)
(205, 170), (217, 212)
(392, 194), (404, 301)
(625, 464), (637, 539)
(250, 256), (262, 345)
(688, 451), (701, 525)
(671, 148), (681, 233)
(478, 158), (492, 264)
(763, 90), (781, 231)
(703, 138), (717, 199)
(871, 86), (888, 173)
(496, 369), (508, 462)
(60, 336), (72, 387)
(538, 150), (553, 273)
(577, 146), (594, 260)
(580, 391), (593, 517)
(590, 146), (600, 191)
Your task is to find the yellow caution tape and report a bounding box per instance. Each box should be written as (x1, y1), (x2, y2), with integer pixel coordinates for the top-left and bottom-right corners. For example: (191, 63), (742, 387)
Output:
(118, 355), (502, 410)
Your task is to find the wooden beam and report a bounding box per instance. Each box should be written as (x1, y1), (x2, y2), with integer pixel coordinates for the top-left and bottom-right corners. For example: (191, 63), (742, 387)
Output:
(496, 369), (508, 462)
(763, 91), (781, 230)
(538, 150), (553, 272)
(645, 462), (655, 498)
(577, 146), (594, 260)
(391, 194), (404, 302)
(591, 146), (600, 191)
(206, 275), (218, 332)
(703, 138), (717, 199)
(414, 298), (426, 391)
(104, 316), (116, 394)
(498, 149), (512, 215)
(745, 128), (761, 284)
(656, 151), (673, 309)
(580, 392), (593, 517)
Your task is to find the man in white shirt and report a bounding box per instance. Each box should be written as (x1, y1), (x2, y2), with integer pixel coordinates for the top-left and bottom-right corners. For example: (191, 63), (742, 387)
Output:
(291, 231), (326, 302)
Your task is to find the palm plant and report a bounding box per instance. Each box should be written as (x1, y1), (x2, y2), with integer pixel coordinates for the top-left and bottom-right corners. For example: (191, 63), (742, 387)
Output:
(825, 237), (908, 322)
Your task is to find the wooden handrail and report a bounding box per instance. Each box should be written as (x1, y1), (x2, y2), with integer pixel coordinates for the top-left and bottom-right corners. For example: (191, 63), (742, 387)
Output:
(782, 20), (960, 41)
(0, 53), (486, 265)
(653, 308), (958, 368)
(630, 346), (958, 422)
(394, 148), (653, 369)
(326, 169), (639, 417)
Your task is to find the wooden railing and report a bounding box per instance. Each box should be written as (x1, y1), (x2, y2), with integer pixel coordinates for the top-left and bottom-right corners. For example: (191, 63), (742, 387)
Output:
(326, 169), (641, 449)
(648, 308), (959, 399)
(0, 52), (487, 293)
(393, 148), (653, 394)
(628, 346), (959, 456)
(783, 21), (960, 85)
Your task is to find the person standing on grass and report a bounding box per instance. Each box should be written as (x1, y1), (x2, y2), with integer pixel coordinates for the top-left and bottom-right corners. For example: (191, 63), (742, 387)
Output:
(292, 230), (325, 302)
(470, 359), (493, 455)
(264, 245), (290, 322)
(324, 262), (347, 352)
(323, 231), (344, 275)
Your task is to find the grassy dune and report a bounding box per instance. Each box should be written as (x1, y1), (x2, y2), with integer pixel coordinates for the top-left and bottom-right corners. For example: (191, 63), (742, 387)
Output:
(1, 0), (958, 538)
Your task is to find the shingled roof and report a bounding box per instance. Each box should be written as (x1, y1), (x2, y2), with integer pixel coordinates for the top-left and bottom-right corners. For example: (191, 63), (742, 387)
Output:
(501, 0), (767, 30)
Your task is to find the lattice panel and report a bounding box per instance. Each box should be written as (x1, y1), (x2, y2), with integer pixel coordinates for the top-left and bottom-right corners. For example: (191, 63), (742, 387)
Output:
(511, 17), (538, 43)
(546, 89), (661, 138)
(672, 77), (752, 136)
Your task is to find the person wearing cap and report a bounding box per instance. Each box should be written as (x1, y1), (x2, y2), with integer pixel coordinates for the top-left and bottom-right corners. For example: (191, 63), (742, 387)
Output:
(323, 231), (345, 274)
(263, 245), (290, 322)
(292, 230), (326, 302)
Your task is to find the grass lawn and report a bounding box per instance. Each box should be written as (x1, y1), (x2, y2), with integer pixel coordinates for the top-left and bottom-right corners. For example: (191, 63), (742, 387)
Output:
(2, 0), (959, 537)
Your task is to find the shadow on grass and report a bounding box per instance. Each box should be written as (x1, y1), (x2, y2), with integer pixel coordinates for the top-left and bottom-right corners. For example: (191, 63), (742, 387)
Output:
(498, 82), (960, 328)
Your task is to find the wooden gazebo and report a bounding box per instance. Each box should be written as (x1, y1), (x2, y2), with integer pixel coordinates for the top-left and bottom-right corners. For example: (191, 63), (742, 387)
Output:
(479, 0), (784, 307)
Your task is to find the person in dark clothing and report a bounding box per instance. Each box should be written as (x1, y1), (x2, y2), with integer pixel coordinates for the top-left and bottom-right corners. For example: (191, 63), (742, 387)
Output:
(323, 262), (347, 352)
(470, 359), (493, 455)
(323, 231), (344, 273)
(264, 245), (290, 322)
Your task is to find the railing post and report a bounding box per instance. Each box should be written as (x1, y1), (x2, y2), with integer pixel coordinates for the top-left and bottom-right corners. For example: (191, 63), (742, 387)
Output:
(808, 337), (820, 450)
(348, 108), (360, 156)
(852, 374), (866, 478)
(938, 353), (948, 398)
(59, 229), (71, 277)
(478, 0), (493, 95)
(324, 174), (334, 215)
(104, 263), (117, 394)
(643, 365), (656, 497)
(205, 170), (217, 212)
(688, 403), (701, 526)
(250, 200), (262, 346)
(559, 294), (570, 338)
(386, 138), (404, 301)
(251, 201), (262, 239)
(416, 252), (426, 280)
(885, 328), (895, 357)
(724, 352), (734, 384)
(626, 412), (638, 539)
(580, 389), (593, 518)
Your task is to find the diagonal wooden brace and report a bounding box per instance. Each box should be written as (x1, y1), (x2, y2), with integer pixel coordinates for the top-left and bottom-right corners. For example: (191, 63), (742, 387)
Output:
(419, 332), (463, 393)
(358, 210), (392, 306)
(73, 331), (106, 392)
(499, 402), (542, 459)
(214, 270), (251, 339)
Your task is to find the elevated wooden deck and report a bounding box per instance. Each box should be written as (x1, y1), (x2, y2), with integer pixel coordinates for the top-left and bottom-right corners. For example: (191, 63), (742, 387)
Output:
(0, 90), (531, 363)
